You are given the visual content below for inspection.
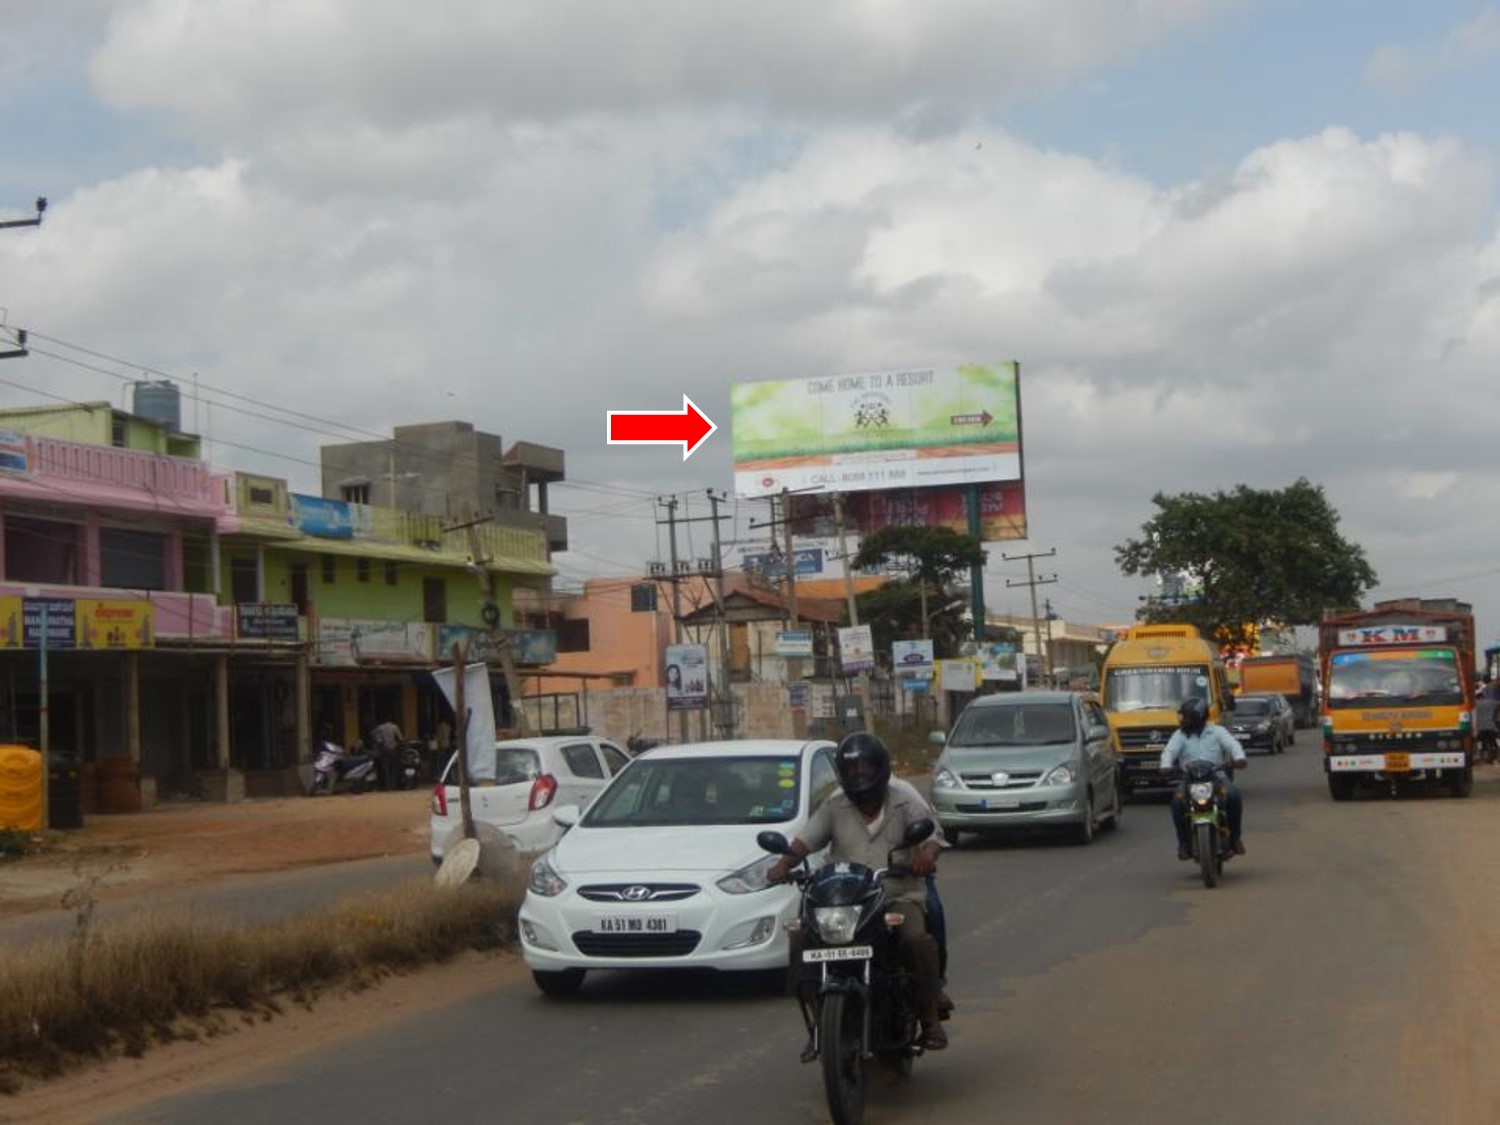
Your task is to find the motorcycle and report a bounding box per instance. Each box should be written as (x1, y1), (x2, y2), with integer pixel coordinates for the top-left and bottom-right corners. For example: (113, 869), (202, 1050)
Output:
(311, 741), (380, 795)
(1179, 758), (1234, 887)
(758, 818), (936, 1125)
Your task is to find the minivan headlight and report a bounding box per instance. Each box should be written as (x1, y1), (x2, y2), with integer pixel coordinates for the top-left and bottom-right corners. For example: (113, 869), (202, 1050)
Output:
(1042, 763), (1076, 786)
(933, 766), (961, 789)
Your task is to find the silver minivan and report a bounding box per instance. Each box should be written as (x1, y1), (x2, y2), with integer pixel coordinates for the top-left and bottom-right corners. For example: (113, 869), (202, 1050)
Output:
(929, 690), (1122, 845)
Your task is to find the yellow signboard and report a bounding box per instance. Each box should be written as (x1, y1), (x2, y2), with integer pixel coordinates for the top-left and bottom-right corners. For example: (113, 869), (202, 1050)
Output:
(77, 599), (154, 649)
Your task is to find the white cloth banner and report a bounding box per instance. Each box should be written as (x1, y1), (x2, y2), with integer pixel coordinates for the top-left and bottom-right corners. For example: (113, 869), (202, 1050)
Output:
(430, 663), (498, 777)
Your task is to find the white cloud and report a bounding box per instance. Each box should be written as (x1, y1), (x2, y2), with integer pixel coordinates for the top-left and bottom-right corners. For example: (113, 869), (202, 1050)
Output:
(1365, 8), (1500, 91)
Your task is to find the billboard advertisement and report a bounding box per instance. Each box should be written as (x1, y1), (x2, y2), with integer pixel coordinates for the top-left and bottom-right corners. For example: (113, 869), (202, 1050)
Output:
(788, 480), (1026, 543)
(665, 643), (709, 711)
(731, 361), (1020, 498)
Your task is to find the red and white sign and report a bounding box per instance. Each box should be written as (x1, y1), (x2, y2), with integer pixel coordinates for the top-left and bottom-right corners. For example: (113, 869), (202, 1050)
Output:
(1336, 625), (1448, 646)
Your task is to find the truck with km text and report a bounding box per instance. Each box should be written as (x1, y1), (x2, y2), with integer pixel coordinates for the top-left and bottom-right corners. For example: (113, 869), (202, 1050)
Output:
(1319, 598), (1476, 800)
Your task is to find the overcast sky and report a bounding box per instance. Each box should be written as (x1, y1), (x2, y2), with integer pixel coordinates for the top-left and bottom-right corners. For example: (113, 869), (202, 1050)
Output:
(4, 1), (1500, 652)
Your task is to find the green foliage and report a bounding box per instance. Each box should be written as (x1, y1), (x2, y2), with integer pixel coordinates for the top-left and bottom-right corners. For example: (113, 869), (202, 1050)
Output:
(1114, 478), (1376, 648)
(0, 826), (27, 860)
(851, 526), (987, 658)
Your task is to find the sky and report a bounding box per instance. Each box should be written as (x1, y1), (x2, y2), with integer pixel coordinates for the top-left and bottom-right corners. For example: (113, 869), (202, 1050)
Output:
(4, 1), (1500, 653)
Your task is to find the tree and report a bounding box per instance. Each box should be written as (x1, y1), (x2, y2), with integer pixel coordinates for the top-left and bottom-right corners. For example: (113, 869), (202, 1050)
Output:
(1114, 478), (1376, 650)
(851, 526), (987, 657)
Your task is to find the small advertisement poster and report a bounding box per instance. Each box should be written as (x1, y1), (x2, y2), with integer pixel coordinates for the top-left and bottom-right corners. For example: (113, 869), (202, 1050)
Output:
(838, 625), (875, 673)
(236, 603), (301, 642)
(0, 428), (26, 474)
(77, 599), (154, 649)
(665, 643), (709, 711)
(892, 639), (935, 679)
(940, 659), (979, 693)
(787, 680), (811, 708)
(775, 629), (814, 658)
(977, 642), (1023, 682)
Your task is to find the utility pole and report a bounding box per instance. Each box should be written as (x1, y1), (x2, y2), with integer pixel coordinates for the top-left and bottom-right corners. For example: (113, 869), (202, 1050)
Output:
(657, 495), (689, 743)
(1003, 548), (1058, 686)
(451, 518), (531, 735)
(706, 489), (735, 738)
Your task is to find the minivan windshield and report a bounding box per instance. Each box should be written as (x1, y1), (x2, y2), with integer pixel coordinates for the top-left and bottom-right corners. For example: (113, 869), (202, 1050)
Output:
(1104, 665), (1210, 713)
(949, 703), (1076, 747)
(581, 756), (802, 826)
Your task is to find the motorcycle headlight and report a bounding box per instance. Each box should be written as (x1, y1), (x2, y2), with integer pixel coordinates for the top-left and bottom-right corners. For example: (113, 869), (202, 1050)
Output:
(1189, 782), (1214, 803)
(527, 852), (568, 898)
(716, 853), (779, 895)
(1042, 763), (1076, 786)
(933, 766), (960, 789)
(813, 905), (862, 945)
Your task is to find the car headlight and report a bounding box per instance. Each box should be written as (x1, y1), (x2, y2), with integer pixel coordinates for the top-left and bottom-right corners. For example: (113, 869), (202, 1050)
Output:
(813, 905), (861, 945)
(1189, 782), (1214, 803)
(933, 766), (960, 789)
(1254, 722), (1270, 733)
(1042, 763), (1076, 786)
(527, 852), (568, 897)
(716, 853), (780, 895)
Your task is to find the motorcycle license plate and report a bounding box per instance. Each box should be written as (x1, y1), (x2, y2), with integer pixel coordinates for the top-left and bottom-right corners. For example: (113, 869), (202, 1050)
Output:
(804, 945), (874, 963)
(1384, 752), (1411, 772)
(594, 914), (677, 934)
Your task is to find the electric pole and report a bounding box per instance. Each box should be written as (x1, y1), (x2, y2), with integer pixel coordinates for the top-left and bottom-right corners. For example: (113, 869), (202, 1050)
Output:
(706, 489), (735, 738)
(451, 518), (531, 735)
(1002, 548), (1058, 685)
(657, 495), (689, 742)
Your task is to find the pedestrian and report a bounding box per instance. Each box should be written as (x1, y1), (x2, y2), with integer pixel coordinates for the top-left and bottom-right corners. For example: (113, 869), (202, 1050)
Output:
(368, 719), (404, 791)
(1476, 677), (1499, 765)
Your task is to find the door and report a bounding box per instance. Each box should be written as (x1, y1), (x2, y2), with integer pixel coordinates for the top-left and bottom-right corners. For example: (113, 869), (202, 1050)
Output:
(558, 740), (608, 810)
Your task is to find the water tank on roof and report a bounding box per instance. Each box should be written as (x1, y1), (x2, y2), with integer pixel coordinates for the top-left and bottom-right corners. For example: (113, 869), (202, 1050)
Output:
(132, 380), (181, 432)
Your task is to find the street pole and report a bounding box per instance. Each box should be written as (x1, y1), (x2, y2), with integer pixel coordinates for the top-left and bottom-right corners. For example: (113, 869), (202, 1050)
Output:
(39, 603), (49, 831)
(832, 493), (870, 725)
(455, 520), (531, 736)
(660, 495), (689, 743)
(1003, 548), (1058, 685)
(706, 489), (735, 738)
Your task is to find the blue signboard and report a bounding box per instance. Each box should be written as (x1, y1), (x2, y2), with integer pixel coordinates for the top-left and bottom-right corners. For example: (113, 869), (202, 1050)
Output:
(23, 598), (76, 649)
(742, 547), (824, 578)
(291, 494), (355, 539)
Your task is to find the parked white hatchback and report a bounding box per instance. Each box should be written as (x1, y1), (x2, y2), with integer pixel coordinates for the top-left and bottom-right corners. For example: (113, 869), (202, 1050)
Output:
(428, 735), (631, 862)
(518, 738), (840, 996)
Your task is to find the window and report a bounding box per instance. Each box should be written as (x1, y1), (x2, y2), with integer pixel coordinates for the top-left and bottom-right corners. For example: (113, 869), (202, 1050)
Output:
(384, 561), (399, 586)
(629, 583), (658, 612)
(4, 516), (79, 584)
(322, 555), (336, 584)
(600, 743), (629, 775)
(422, 577), (446, 624)
(356, 557), (370, 583)
(809, 750), (839, 811)
(341, 483), (370, 505)
(230, 556), (258, 605)
(557, 618), (590, 653)
(99, 527), (168, 590)
(289, 563), (310, 615)
(562, 743), (604, 779)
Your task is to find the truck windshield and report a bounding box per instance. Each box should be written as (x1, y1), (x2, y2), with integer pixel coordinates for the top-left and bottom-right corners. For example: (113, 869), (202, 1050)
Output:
(1104, 665), (1210, 713)
(1327, 649), (1463, 709)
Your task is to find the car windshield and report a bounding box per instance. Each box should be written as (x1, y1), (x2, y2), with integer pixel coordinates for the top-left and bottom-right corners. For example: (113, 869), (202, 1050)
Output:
(1327, 649), (1464, 708)
(442, 746), (540, 786)
(949, 703), (1076, 747)
(1104, 666), (1210, 713)
(581, 756), (802, 826)
(1234, 699), (1272, 717)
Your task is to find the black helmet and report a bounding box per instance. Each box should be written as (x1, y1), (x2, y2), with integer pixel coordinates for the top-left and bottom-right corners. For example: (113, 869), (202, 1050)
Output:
(1178, 697), (1208, 734)
(835, 731), (891, 803)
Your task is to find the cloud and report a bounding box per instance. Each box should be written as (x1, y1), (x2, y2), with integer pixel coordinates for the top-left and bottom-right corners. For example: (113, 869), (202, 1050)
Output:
(1365, 8), (1500, 91)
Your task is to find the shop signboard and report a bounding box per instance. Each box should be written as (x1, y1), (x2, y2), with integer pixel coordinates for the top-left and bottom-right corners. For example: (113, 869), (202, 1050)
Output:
(236, 603), (301, 641)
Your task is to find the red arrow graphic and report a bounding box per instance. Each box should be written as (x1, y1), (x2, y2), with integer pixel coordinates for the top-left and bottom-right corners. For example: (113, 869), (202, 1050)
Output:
(607, 394), (718, 460)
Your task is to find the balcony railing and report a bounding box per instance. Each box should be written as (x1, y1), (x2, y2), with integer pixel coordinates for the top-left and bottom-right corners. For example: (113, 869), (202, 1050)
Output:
(27, 435), (221, 508)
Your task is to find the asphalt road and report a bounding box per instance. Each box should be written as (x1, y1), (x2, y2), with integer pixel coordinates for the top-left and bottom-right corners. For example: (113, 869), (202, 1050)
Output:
(37, 732), (1500, 1123)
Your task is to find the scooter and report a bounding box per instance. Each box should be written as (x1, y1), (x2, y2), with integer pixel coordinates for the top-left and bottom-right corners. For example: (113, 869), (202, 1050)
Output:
(311, 741), (380, 795)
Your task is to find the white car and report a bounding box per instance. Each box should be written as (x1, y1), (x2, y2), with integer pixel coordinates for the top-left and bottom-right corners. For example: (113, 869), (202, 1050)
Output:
(518, 738), (840, 996)
(428, 735), (631, 862)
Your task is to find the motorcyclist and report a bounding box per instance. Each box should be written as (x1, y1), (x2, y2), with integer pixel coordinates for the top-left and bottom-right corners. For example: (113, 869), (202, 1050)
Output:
(768, 731), (950, 1053)
(1159, 696), (1248, 860)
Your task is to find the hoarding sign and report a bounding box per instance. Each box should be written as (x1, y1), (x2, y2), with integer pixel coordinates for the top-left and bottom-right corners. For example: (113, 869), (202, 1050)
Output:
(0, 429), (26, 474)
(742, 547), (825, 577)
(290, 494), (356, 539)
(732, 361), (1020, 498)
(977, 643), (1024, 683)
(892, 639), (935, 678)
(438, 625), (558, 665)
(77, 599), (154, 648)
(788, 480), (1026, 543)
(939, 658), (978, 692)
(838, 624), (875, 673)
(775, 629), (815, 658)
(237, 603), (301, 641)
(665, 643), (709, 711)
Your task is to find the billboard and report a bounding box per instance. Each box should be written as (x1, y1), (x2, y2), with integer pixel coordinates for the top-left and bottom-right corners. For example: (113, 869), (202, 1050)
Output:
(665, 643), (709, 711)
(731, 361), (1021, 499)
(788, 480), (1026, 543)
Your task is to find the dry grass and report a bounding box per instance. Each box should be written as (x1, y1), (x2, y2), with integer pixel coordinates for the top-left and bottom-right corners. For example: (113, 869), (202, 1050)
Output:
(0, 869), (526, 1093)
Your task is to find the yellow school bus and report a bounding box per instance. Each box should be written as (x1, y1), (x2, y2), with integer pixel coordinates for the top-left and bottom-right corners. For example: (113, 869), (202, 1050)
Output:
(1099, 624), (1235, 795)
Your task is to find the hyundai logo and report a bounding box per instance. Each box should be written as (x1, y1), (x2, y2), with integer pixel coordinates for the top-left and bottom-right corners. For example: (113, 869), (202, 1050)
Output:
(621, 885), (652, 902)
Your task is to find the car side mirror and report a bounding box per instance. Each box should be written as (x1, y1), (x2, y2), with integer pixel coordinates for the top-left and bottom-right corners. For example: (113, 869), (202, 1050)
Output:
(927, 731), (947, 747)
(552, 804), (581, 829)
(757, 830), (792, 855)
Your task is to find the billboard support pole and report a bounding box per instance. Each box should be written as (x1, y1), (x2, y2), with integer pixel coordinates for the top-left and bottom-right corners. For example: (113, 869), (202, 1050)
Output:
(966, 484), (986, 642)
(833, 494), (870, 725)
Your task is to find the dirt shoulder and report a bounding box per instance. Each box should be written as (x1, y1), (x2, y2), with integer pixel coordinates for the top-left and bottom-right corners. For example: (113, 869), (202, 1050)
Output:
(0, 791), (433, 920)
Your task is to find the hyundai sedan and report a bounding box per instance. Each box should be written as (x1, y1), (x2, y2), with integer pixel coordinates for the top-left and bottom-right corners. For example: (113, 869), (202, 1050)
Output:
(518, 738), (840, 996)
